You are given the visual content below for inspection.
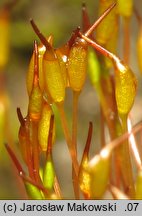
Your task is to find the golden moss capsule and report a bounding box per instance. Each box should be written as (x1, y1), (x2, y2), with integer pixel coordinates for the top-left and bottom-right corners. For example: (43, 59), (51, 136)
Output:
(0, 9), (10, 69)
(28, 83), (43, 120)
(79, 157), (91, 198)
(135, 169), (142, 199)
(137, 26), (142, 74)
(87, 149), (110, 199)
(25, 181), (44, 199)
(96, 0), (117, 45)
(114, 60), (137, 115)
(79, 122), (92, 199)
(43, 154), (55, 190)
(117, 0), (133, 17)
(68, 38), (88, 92)
(30, 19), (65, 104)
(43, 49), (65, 104)
(38, 101), (55, 151)
(28, 85), (43, 120)
(28, 41), (43, 120)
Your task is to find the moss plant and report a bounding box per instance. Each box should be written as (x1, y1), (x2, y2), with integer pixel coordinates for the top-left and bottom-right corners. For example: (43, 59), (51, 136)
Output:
(3, 1), (142, 199)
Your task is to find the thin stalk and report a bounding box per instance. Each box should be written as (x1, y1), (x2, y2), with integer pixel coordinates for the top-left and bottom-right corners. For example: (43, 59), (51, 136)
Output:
(54, 175), (62, 199)
(105, 120), (142, 152)
(46, 115), (62, 198)
(72, 91), (80, 199)
(109, 185), (129, 199)
(127, 117), (142, 170)
(120, 114), (135, 198)
(21, 173), (48, 196)
(72, 167), (80, 199)
(72, 91), (79, 154)
(57, 103), (79, 198)
(5, 143), (25, 175)
(95, 83), (117, 140)
(100, 106), (106, 148)
(31, 121), (41, 183)
(25, 133), (35, 180)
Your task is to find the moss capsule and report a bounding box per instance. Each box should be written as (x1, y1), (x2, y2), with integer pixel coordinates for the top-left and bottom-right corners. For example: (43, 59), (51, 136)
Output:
(114, 60), (137, 115)
(87, 149), (110, 199)
(43, 49), (65, 104)
(28, 41), (43, 121)
(68, 38), (88, 92)
(26, 36), (53, 96)
(30, 19), (65, 104)
(28, 85), (43, 120)
(38, 101), (55, 152)
(43, 154), (55, 191)
(26, 44), (46, 96)
(25, 182), (44, 199)
(79, 157), (91, 198)
(79, 122), (92, 199)
(18, 123), (28, 165)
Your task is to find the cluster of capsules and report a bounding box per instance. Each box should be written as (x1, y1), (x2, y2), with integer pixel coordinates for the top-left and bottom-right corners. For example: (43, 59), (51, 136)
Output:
(6, 0), (142, 200)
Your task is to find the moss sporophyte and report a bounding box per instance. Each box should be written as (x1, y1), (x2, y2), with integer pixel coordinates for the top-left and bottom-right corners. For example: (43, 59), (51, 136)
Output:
(3, 1), (142, 199)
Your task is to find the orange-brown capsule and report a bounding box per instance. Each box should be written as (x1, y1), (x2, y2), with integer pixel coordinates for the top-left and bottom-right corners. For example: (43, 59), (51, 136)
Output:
(26, 36), (53, 96)
(18, 121), (30, 165)
(26, 44), (46, 96)
(0, 8), (10, 69)
(28, 41), (43, 121)
(17, 108), (29, 165)
(96, 0), (117, 45)
(38, 101), (55, 152)
(67, 38), (88, 92)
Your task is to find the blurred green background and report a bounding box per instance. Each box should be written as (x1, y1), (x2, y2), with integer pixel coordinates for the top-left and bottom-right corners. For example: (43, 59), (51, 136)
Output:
(0, 0), (142, 199)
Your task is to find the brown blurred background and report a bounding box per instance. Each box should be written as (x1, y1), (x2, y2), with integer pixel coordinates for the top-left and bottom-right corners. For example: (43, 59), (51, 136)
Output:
(0, 0), (142, 199)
